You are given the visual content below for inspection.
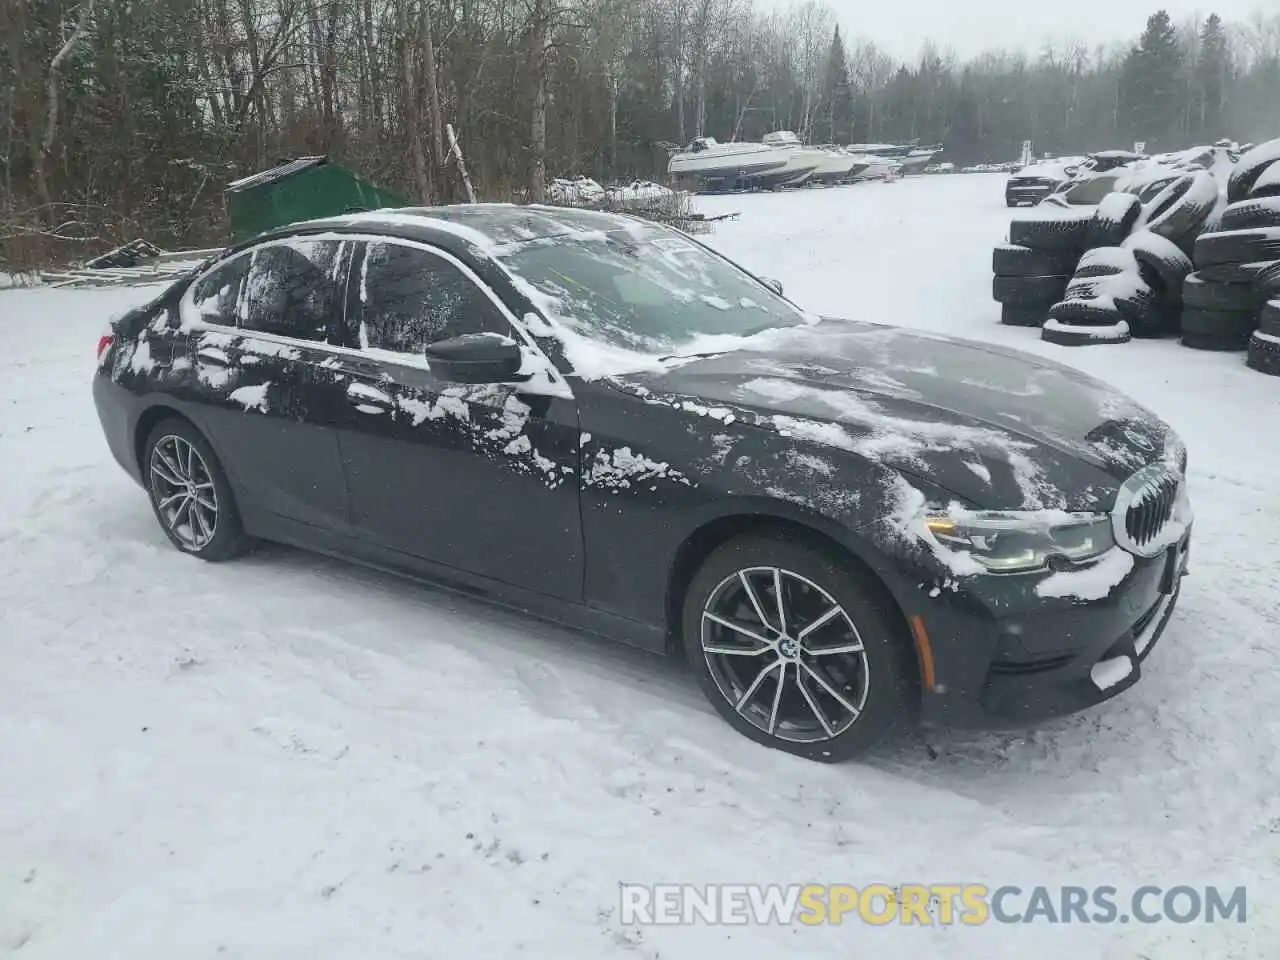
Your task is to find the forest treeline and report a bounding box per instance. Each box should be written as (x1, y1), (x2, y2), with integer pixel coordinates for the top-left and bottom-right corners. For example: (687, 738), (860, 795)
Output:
(3, 0), (1279, 263)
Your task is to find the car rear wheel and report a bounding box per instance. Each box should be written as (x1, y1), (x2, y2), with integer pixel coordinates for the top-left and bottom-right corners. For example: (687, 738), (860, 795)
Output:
(681, 532), (915, 762)
(144, 418), (249, 561)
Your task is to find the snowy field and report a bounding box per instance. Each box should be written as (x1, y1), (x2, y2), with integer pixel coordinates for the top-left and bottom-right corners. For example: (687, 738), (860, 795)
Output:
(2, 173), (1278, 958)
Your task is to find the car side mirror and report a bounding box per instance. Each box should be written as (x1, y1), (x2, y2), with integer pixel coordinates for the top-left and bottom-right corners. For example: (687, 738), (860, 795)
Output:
(423, 333), (528, 384)
(760, 277), (784, 296)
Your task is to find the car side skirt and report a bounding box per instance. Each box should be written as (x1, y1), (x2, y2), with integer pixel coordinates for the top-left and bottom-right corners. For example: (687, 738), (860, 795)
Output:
(244, 508), (669, 655)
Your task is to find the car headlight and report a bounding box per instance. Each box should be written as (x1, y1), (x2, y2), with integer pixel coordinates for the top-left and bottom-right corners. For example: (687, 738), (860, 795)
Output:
(1163, 432), (1187, 474)
(924, 510), (1115, 574)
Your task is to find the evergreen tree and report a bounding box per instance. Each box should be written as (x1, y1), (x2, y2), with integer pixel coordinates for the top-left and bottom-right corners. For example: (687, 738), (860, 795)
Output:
(821, 27), (854, 143)
(945, 69), (984, 164)
(1119, 10), (1186, 149)
(1195, 14), (1230, 141)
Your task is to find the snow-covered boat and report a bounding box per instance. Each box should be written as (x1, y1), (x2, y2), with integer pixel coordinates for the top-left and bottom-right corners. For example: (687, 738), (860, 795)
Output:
(804, 145), (864, 184)
(847, 153), (904, 181)
(847, 142), (942, 175)
(668, 131), (840, 192)
(757, 131), (828, 187)
(667, 137), (788, 192)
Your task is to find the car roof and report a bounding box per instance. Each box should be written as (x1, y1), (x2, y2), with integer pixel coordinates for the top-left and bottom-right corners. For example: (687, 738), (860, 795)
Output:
(244, 203), (653, 261)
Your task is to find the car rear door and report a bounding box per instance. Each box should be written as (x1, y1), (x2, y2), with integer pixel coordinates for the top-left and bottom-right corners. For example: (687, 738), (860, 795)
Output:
(178, 238), (355, 534)
(333, 238), (583, 601)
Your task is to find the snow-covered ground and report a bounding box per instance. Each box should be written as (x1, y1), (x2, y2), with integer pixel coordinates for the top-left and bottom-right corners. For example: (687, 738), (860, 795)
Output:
(3, 174), (1278, 958)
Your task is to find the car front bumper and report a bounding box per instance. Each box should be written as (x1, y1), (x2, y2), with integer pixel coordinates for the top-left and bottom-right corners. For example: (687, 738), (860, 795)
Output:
(912, 530), (1191, 729)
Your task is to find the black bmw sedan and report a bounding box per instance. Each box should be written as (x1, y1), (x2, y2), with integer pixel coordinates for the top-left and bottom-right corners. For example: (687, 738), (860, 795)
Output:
(93, 204), (1192, 761)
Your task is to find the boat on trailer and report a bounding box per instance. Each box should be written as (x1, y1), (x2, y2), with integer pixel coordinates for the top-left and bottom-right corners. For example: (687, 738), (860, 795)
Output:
(667, 138), (787, 192)
(669, 131), (854, 192)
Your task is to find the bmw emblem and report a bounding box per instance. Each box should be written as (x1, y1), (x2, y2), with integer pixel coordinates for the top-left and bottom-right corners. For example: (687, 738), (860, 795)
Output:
(1124, 427), (1154, 451)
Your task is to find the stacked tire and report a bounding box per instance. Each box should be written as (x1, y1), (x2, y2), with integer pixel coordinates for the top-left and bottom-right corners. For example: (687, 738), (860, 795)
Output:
(1040, 179), (1208, 346)
(1247, 300), (1280, 376)
(1185, 139), (1280, 351)
(991, 208), (1091, 327)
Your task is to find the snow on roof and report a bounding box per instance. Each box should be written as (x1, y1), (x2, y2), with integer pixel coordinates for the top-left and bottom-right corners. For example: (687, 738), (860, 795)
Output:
(291, 207), (498, 251)
(225, 156), (327, 192)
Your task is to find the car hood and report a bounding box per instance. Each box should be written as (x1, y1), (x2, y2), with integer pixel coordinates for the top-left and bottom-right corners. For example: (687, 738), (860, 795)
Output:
(609, 319), (1173, 511)
(1011, 159), (1083, 181)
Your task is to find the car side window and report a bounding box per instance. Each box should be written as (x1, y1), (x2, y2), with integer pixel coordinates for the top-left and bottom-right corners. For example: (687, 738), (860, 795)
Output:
(189, 255), (250, 327)
(351, 241), (507, 354)
(239, 239), (346, 342)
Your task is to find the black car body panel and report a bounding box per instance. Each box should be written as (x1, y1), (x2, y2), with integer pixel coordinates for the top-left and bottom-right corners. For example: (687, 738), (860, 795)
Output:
(94, 204), (1190, 731)
(1006, 176), (1063, 205)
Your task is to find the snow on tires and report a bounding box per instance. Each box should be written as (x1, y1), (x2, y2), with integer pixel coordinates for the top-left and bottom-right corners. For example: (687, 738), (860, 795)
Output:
(1227, 137), (1280, 203)
(1219, 196), (1280, 231)
(1086, 192), (1142, 248)
(1135, 171), (1218, 243)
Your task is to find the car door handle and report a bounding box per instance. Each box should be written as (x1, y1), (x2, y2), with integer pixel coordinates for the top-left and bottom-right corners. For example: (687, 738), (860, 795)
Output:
(346, 381), (393, 413)
(197, 346), (231, 367)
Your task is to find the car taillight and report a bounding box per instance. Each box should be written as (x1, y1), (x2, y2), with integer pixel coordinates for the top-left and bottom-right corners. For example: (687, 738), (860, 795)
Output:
(96, 333), (114, 359)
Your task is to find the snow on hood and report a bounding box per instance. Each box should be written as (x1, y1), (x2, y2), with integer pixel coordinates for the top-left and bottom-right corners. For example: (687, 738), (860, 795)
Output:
(1012, 157), (1086, 180)
(604, 319), (1171, 511)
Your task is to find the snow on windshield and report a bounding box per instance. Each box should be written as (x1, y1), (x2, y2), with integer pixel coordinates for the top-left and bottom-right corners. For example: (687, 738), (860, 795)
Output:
(497, 225), (810, 377)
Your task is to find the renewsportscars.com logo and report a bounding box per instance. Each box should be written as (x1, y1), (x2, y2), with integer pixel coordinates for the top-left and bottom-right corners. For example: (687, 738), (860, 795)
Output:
(619, 883), (1247, 926)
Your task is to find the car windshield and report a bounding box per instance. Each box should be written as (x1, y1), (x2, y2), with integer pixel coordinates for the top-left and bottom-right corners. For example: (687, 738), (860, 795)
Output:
(496, 226), (808, 355)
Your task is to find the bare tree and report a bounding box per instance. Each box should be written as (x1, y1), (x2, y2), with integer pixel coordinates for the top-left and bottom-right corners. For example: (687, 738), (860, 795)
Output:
(32, 0), (96, 228)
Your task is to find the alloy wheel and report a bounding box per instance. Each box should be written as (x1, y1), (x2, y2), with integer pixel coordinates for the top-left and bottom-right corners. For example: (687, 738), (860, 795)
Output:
(149, 434), (219, 550)
(700, 566), (870, 743)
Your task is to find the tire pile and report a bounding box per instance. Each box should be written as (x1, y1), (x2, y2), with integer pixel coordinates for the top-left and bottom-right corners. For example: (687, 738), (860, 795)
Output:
(1039, 170), (1214, 346)
(992, 135), (1280, 375)
(1184, 141), (1280, 358)
(991, 215), (1086, 328)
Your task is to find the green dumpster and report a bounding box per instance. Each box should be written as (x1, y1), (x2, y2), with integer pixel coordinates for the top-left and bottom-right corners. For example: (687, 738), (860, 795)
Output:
(224, 156), (410, 242)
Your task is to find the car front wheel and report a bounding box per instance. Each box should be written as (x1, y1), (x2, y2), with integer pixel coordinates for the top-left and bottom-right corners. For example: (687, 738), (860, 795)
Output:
(681, 532), (916, 762)
(144, 418), (249, 561)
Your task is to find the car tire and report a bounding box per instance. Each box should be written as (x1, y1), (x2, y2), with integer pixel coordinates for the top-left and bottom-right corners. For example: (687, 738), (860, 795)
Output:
(1257, 299), (1280, 333)
(1219, 197), (1280, 232)
(681, 532), (916, 762)
(992, 274), (1070, 306)
(143, 418), (250, 561)
(1137, 171), (1218, 242)
(1258, 262), (1280, 300)
(1122, 230), (1194, 302)
(1000, 303), (1050, 327)
(1060, 271), (1167, 334)
(992, 243), (1079, 277)
(1194, 258), (1280, 286)
(1178, 306), (1257, 350)
(1087, 192), (1142, 248)
(1250, 162), (1280, 199)
(1247, 329), (1280, 375)
(1193, 228), (1280, 269)
(1041, 316), (1131, 345)
(1182, 272), (1264, 313)
(1009, 209), (1092, 251)
(1074, 246), (1138, 279)
(1129, 173), (1182, 204)
(1227, 139), (1280, 203)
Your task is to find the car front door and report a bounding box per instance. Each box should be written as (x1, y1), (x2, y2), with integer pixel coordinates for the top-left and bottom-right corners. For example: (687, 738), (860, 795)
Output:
(177, 238), (355, 534)
(334, 238), (583, 601)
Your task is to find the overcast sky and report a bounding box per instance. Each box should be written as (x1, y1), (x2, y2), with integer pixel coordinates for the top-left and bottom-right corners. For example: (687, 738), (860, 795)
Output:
(793, 0), (1271, 60)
